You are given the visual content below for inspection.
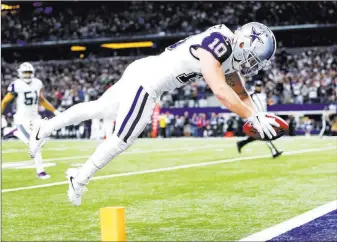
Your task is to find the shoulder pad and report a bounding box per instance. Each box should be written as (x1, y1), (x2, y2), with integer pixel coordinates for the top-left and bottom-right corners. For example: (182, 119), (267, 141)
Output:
(7, 81), (18, 94)
(33, 78), (43, 87)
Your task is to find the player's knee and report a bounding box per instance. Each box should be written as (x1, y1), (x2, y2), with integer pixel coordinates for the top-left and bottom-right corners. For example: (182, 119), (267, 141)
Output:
(107, 135), (130, 153)
(90, 135), (129, 168)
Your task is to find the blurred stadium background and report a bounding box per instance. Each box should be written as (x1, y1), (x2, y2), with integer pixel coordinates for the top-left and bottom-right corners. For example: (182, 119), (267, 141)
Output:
(1, 1), (337, 139)
(1, 1), (337, 241)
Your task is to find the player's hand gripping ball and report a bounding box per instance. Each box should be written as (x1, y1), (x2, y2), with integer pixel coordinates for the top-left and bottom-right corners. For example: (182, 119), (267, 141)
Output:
(243, 114), (289, 141)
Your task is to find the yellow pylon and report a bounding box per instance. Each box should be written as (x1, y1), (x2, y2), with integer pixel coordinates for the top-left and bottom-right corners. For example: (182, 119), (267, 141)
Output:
(100, 207), (126, 241)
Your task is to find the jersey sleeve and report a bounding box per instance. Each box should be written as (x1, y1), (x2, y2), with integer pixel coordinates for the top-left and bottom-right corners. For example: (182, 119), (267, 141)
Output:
(200, 32), (232, 64)
(7, 81), (18, 96)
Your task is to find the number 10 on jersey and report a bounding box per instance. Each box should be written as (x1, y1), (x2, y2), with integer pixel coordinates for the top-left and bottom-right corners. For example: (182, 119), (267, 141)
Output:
(208, 38), (227, 58)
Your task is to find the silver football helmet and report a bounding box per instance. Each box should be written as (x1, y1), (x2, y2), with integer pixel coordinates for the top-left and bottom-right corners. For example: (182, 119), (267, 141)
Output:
(232, 22), (276, 77)
(18, 62), (35, 83)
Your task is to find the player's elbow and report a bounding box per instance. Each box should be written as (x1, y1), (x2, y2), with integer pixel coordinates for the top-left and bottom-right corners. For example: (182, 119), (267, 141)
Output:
(214, 88), (239, 109)
(214, 90), (232, 107)
(39, 98), (47, 105)
(213, 86), (230, 101)
(214, 91), (226, 102)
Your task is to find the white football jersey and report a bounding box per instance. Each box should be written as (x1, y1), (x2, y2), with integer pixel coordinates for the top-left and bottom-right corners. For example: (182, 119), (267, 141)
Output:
(128, 24), (237, 98)
(7, 78), (43, 124)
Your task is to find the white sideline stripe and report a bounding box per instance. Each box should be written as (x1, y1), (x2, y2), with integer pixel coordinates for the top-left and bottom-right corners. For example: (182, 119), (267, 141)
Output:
(239, 200), (337, 241)
(2, 161), (56, 169)
(1, 145), (96, 154)
(2, 144), (234, 164)
(2, 146), (334, 193)
(2, 147), (69, 153)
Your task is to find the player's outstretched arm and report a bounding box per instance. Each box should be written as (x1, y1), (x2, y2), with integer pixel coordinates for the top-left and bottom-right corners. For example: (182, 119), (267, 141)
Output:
(196, 48), (254, 119)
(1, 93), (15, 115)
(39, 91), (60, 116)
(224, 72), (255, 111)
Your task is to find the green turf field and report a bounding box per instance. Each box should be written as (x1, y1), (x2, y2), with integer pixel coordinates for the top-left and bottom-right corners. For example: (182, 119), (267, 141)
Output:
(1, 137), (336, 241)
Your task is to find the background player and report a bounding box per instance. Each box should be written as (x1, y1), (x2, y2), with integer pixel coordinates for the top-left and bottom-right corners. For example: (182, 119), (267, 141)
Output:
(236, 80), (283, 158)
(29, 22), (280, 205)
(1, 62), (60, 179)
(319, 106), (332, 138)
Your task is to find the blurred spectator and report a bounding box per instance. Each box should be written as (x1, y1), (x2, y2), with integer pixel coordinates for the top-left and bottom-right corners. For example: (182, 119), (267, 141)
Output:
(173, 115), (183, 137)
(287, 115), (297, 136)
(159, 113), (167, 138)
(166, 111), (174, 138)
(209, 112), (218, 137)
(197, 113), (207, 137)
(331, 117), (337, 136)
(183, 112), (191, 137)
(191, 113), (198, 137)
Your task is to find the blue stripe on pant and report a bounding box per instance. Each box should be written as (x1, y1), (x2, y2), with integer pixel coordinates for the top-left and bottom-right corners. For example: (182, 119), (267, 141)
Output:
(117, 86), (149, 143)
(117, 86), (143, 137)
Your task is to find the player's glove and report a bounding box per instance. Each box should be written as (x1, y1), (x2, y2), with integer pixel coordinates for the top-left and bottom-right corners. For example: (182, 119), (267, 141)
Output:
(248, 112), (280, 139)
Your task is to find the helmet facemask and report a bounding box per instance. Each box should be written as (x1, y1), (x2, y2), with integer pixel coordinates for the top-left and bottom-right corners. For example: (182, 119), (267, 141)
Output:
(19, 71), (34, 83)
(238, 48), (271, 77)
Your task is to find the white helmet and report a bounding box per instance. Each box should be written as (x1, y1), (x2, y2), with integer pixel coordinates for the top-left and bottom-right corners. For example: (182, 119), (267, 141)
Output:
(17, 62), (35, 83)
(232, 22), (276, 77)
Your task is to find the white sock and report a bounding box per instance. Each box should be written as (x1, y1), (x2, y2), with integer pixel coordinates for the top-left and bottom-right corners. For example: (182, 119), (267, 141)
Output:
(34, 152), (45, 174)
(76, 136), (130, 185)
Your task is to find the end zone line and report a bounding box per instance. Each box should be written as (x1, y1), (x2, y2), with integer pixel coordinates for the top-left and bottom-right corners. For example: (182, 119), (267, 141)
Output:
(239, 200), (337, 242)
(2, 146), (334, 193)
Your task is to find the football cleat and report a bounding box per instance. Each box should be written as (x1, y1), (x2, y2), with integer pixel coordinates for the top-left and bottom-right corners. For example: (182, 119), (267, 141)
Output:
(66, 168), (87, 206)
(272, 150), (283, 159)
(36, 171), (51, 180)
(237, 141), (242, 153)
(29, 118), (48, 158)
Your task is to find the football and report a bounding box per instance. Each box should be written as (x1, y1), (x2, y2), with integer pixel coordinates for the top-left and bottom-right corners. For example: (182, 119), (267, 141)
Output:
(243, 114), (289, 141)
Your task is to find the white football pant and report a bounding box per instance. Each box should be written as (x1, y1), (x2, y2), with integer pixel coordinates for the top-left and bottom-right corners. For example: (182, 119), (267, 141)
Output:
(14, 121), (45, 174)
(41, 75), (156, 184)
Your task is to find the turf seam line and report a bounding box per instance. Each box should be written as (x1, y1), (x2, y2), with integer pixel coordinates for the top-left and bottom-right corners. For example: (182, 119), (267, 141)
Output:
(238, 200), (337, 242)
(2, 146), (334, 193)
